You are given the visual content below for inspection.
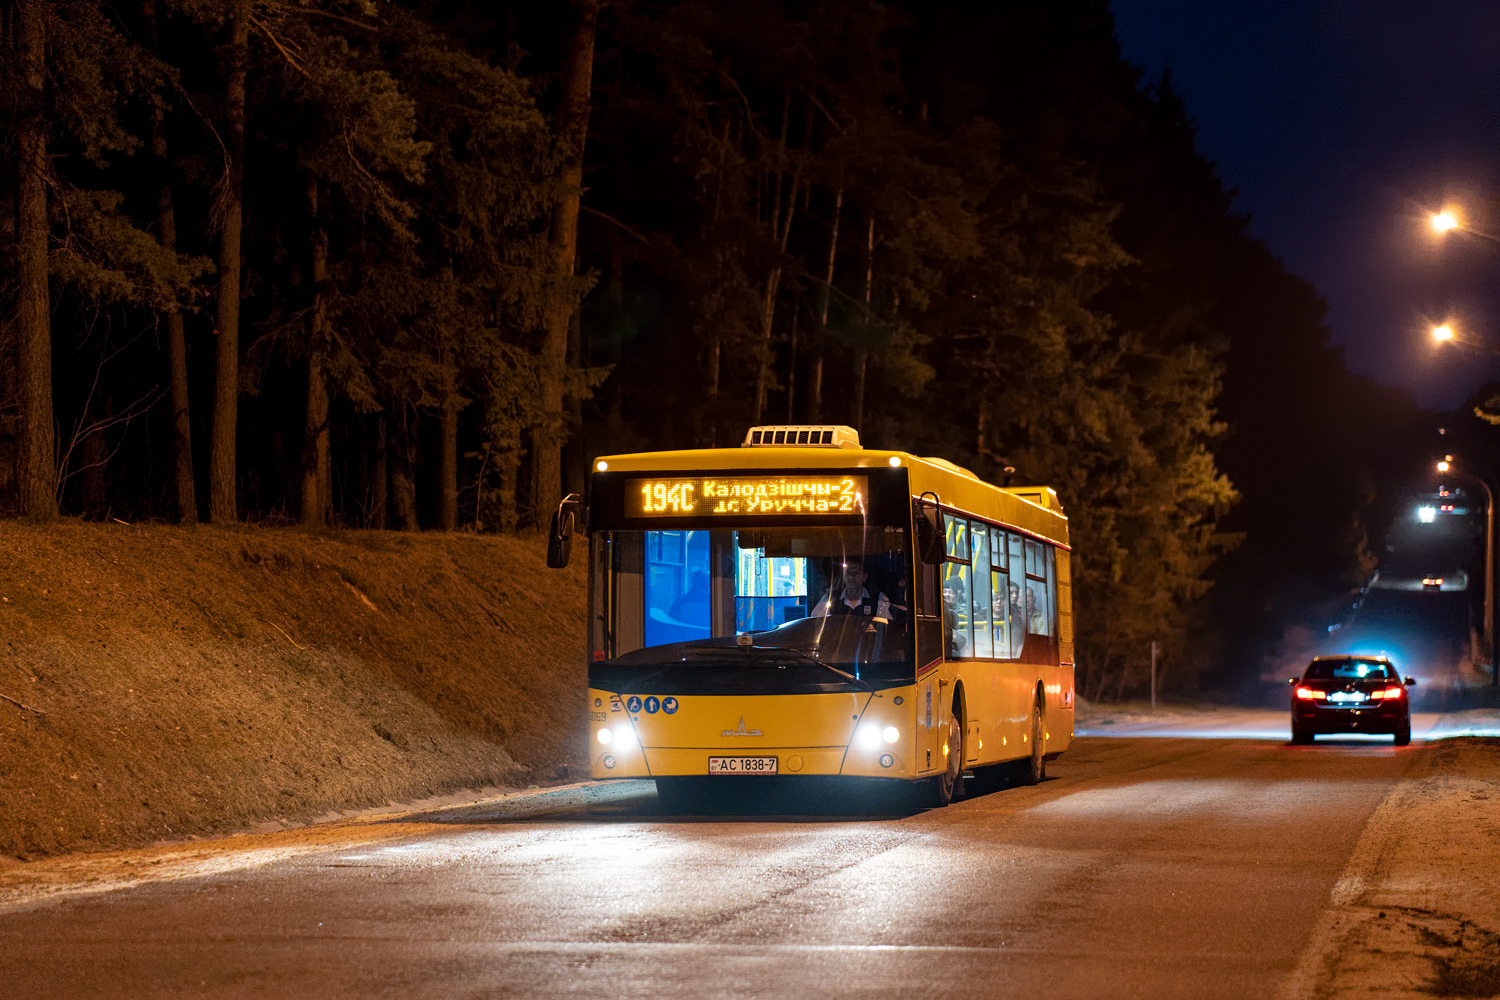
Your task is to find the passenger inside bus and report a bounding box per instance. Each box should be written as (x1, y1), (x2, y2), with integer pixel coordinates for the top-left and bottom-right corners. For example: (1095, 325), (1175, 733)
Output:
(942, 570), (970, 657)
(1007, 581), (1026, 655)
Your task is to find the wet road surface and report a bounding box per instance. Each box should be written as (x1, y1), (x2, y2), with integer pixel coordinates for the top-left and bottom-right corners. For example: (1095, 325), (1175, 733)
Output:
(0, 732), (1445, 999)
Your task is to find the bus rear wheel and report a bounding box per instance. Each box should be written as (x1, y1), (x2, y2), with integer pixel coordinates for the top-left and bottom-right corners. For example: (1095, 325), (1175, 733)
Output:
(929, 701), (965, 806)
(1013, 692), (1046, 786)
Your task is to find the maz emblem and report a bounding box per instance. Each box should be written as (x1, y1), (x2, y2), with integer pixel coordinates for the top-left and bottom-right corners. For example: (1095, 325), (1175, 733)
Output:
(722, 717), (763, 737)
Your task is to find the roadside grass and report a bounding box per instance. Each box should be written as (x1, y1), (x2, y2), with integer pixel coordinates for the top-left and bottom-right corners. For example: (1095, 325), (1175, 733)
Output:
(0, 520), (587, 859)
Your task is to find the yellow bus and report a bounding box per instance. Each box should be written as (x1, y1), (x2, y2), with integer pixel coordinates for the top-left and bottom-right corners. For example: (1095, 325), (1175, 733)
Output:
(549, 424), (1075, 806)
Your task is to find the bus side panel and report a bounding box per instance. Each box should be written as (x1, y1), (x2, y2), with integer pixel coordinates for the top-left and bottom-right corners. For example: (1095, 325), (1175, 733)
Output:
(974, 661), (1029, 768)
(1052, 550), (1076, 754)
(960, 662), (1002, 768)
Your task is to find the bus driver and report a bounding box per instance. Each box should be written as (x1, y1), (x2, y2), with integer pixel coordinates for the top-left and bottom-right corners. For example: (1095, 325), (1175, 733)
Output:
(812, 560), (892, 621)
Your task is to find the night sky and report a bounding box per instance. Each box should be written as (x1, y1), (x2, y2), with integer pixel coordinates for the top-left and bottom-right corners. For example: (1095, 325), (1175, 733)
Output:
(1112, 1), (1500, 409)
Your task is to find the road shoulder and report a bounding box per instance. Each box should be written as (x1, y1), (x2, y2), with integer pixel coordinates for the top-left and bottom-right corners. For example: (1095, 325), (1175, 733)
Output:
(0, 779), (654, 915)
(1279, 738), (1500, 999)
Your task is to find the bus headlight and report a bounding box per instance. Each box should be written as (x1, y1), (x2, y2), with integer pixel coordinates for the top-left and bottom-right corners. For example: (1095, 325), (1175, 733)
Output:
(599, 726), (637, 748)
(856, 724), (881, 750)
(882, 726), (899, 744)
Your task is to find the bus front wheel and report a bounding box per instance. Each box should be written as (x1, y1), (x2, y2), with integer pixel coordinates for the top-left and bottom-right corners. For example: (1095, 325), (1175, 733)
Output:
(929, 701), (966, 806)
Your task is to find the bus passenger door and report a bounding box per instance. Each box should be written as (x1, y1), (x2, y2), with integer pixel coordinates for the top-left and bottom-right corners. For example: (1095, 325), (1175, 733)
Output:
(915, 559), (943, 773)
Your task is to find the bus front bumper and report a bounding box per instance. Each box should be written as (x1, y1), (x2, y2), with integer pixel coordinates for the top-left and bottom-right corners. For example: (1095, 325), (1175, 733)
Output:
(587, 687), (919, 780)
(592, 744), (915, 779)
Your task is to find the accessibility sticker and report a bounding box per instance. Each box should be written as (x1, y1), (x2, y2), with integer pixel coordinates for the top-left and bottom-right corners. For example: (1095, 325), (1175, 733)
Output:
(644, 696), (661, 714)
(626, 695), (642, 713)
(662, 697), (679, 715)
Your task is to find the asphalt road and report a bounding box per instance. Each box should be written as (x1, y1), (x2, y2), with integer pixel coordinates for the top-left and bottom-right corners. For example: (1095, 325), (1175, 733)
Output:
(4, 725), (1464, 1000)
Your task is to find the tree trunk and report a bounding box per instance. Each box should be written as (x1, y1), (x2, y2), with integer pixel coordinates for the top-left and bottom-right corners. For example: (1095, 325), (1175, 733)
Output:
(0, 169), (15, 503)
(388, 400), (417, 530)
(850, 214), (874, 431)
(439, 389), (458, 531)
(209, 0), (248, 523)
(496, 448), (519, 533)
(16, 0), (55, 519)
(78, 407), (107, 517)
(810, 186), (842, 424)
(753, 93), (801, 423)
(145, 0), (197, 524)
(785, 306), (799, 421)
(562, 307), (586, 497)
(534, 0), (598, 523)
(371, 413), (387, 529)
(300, 177), (329, 528)
(703, 339), (721, 447)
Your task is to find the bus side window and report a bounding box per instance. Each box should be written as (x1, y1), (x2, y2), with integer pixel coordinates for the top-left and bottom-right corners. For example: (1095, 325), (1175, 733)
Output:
(915, 556), (943, 668)
(917, 560), (940, 617)
(1048, 545), (1058, 637)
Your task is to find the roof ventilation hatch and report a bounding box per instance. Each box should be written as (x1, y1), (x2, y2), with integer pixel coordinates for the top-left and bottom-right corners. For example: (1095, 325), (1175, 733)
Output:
(742, 425), (861, 449)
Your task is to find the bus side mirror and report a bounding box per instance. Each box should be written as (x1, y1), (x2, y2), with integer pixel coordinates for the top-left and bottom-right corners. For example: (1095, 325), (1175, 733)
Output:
(547, 494), (586, 569)
(913, 498), (944, 565)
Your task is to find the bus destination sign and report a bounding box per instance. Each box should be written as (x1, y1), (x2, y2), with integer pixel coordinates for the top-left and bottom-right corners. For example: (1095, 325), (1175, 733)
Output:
(629, 475), (868, 518)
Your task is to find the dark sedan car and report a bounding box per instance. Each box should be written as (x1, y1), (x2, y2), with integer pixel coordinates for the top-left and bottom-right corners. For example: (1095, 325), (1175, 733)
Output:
(1288, 655), (1416, 745)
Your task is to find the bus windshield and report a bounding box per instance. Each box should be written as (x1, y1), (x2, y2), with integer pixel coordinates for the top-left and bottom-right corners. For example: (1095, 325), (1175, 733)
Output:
(595, 525), (912, 684)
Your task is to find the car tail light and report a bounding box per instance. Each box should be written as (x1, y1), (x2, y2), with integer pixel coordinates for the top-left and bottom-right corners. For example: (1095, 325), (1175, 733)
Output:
(1295, 686), (1319, 700)
(1370, 686), (1405, 700)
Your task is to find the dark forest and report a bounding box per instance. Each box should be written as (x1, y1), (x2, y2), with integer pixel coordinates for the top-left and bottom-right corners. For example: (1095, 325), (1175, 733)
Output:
(0, 0), (1431, 698)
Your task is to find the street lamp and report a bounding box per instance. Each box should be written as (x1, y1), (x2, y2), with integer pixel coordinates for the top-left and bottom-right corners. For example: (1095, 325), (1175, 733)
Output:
(1427, 202), (1500, 245)
(1436, 456), (1499, 687)
(1428, 320), (1500, 357)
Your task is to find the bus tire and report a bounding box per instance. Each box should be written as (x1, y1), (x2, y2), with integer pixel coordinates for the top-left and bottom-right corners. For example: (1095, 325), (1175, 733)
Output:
(929, 699), (966, 806)
(1016, 690), (1046, 786)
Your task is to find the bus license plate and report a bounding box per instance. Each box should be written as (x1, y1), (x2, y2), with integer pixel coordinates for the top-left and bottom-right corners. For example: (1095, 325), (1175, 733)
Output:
(708, 756), (778, 775)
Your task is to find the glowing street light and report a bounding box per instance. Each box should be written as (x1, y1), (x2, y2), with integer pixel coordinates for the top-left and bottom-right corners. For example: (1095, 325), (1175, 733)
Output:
(1433, 324), (1456, 343)
(1424, 202), (1500, 245)
(1435, 455), (1499, 687)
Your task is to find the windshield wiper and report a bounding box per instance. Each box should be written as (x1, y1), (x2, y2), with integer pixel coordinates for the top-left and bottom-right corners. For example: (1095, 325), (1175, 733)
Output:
(676, 641), (873, 690)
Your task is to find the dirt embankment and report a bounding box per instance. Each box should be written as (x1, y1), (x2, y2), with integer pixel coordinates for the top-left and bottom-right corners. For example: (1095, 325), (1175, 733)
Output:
(0, 522), (587, 859)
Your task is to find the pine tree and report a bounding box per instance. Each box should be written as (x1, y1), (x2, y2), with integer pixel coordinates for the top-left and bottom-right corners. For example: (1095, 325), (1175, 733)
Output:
(535, 0), (599, 523)
(14, 0), (54, 519)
